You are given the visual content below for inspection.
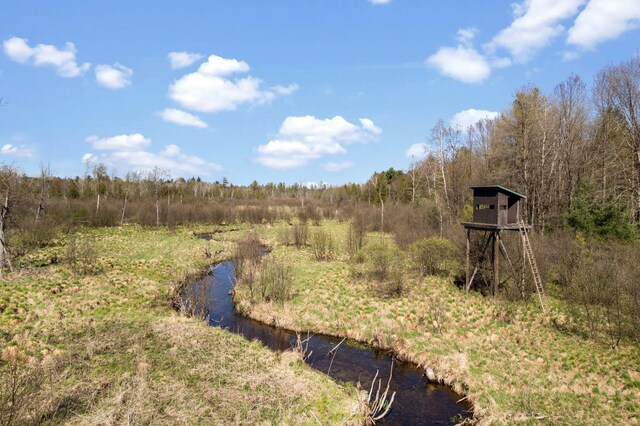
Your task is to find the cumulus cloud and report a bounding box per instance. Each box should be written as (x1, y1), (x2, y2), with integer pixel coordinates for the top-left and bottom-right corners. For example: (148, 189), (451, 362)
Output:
(160, 108), (208, 128)
(324, 161), (355, 172)
(83, 133), (221, 177)
(368, 0), (392, 4)
(456, 27), (478, 47)
(86, 133), (151, 151)
(486, 0), (586, 62)
(405, 143), (428, 159)
(426, 45), (491, 84)
(426, 26), (492, 84)
(451, 109), (500, 130)
(95, 63), (133, 89)
(169, 54), (297, 113)
(0, 143), (34, 157)
(568, 0), (640, 49)
(2, 37), (90, 77)
(256, 115), (381, 169)
(168, 51), (203, 69)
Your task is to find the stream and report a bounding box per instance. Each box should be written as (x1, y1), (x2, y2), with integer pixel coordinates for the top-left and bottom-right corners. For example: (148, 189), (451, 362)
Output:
(189, 260), (473, 425)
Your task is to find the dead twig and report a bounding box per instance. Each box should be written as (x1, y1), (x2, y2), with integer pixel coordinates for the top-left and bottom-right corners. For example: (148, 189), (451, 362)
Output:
(365, 361), (396, 423)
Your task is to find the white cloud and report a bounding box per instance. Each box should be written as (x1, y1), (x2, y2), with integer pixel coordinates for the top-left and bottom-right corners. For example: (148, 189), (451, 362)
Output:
(169, 54), (297, 113)
(3, 37), (90, 77)
(451, 109), (500, 130)
(83, 133), (221, 177)
(160, 108), (208, 128)
(456, 27), (478, 47)
(405, 143), (428, 159)
(256, 115), (381, 169)
(272, 84), (300, 95)
(359, 118), (382, 135)
(486, 0), (586, 62)
(0, 143), (33, 157)
(95, 63), (132, 89)
(491, 57), (512, 68)
(568, 0), (640, 50)
(324, 161), (355, 172)
(368, 0), (391, 4)
(198, 55), (250, 76)
(86, 133), (151, 151)
(168, 51), (203, 69)
(426, 45), (491, 84)
(562, 51), (580, 61)
(82, 153), (96, 164)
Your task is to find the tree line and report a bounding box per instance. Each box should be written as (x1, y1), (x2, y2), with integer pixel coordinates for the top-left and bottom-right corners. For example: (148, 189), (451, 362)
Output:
(364, 54), (640, 241)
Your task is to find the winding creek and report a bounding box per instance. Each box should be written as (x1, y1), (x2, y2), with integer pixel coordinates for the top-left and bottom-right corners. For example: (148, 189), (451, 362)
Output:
(189, 260), (473, 425)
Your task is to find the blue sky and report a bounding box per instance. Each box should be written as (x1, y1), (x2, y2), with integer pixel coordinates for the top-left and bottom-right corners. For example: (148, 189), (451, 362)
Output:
(1, 0), (639, 185)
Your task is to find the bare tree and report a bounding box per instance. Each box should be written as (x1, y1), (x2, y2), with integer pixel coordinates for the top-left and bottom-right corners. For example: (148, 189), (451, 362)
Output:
(594, 55), (640, 222)
(552, 74), (589, 210)
(147, 167), (169, 226)
(407, 156), (425, 204)
(92, 163), (108, 215)
(0, 166), (21, 274)
(35, 163), (51, 221)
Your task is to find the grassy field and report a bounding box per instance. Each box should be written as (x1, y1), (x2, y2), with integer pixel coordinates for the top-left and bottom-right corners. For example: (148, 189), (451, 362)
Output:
(235, 221), (640, 425)
(0, 225), (364, 425)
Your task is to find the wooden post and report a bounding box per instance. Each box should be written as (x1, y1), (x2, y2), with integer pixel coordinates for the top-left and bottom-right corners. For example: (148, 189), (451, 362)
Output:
(493, 231), (500, 297)
(521, 230), (526, 296)
(465, 228), (470, 290)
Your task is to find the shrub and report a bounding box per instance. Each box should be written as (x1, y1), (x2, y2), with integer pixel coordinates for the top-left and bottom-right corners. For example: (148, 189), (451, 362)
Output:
(409, 237), (459, 276)
(234, 232), (263, 289)
(345, 222), (366, 259)
(277, 226), (292, 246)
(293, 223), (308, 248)
(362, 241), (405, 296)
(0, 346), (44, 426)
(310, 229), (335, 261)
(257, 256), (293, 303)
(557, 241), (640, 347)
(65, 236), (100, 275)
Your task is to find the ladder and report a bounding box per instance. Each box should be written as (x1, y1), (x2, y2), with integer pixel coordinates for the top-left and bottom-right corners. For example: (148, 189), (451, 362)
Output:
(518, 221), (547, 313)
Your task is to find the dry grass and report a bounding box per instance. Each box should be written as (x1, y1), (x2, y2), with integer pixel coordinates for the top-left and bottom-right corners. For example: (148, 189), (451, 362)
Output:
(0, 224), (364, 425)
(235, 221), (640, 425)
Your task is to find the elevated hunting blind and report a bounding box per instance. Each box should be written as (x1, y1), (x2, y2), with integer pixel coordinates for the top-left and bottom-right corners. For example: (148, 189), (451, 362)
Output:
(470, 185), (525, 228)
(463, 185), (547, 312)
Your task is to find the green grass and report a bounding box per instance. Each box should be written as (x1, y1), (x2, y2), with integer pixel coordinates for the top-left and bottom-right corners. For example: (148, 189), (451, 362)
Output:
(0, 224), (364, 425)
(235, 221), (640, 425)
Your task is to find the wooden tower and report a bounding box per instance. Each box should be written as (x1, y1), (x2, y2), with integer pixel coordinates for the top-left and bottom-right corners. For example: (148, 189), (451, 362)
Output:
(462, 185), (546, 312)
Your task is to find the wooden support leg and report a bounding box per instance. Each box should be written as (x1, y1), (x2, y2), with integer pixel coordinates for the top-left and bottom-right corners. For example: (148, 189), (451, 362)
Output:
(521, 231), (526, 297)
(465, 229), (470, 291)
(493, 231), (500, 297)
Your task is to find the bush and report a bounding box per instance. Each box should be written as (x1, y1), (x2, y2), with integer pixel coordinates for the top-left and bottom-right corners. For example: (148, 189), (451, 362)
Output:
(409, 237), (459, 276)
(65, 236), (100, 275)
(0, 346), (45, 426)
(293, 223), (308, 248)
(310, 229), (335, 261)
(557, 241), (640, 347)
(234, 232), (263, 290)
(277, 226), (292, 246)
(362, 241), (405, 296)
(345, 222), (366, 259)
(257, 257), (293, 303)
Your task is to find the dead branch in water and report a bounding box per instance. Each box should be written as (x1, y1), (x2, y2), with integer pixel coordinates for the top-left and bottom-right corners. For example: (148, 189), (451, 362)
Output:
(364, 361), (396, 423)
(327, 337), (346, 375)
(293, 332), (313, 361)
